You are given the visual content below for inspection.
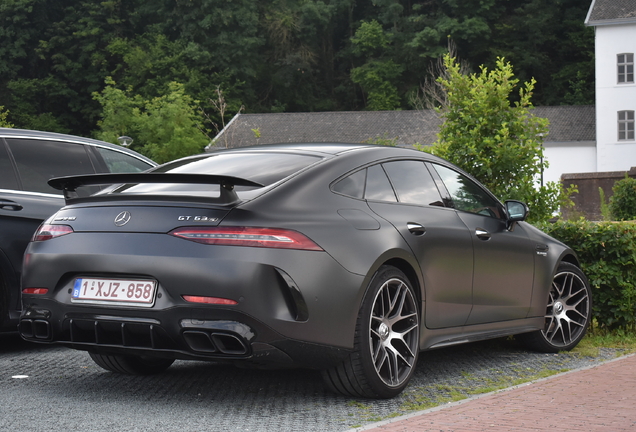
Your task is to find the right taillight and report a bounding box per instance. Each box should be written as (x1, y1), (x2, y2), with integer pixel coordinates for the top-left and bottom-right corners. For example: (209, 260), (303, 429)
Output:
(32, 224), (74, 241)
(169, 227), (323, 251)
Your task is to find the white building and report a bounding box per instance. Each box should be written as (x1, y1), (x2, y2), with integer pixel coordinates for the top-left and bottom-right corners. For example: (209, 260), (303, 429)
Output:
(586, 0), (636, 171)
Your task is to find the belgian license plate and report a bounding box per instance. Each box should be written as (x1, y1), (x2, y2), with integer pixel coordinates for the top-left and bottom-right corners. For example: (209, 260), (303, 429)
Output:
(72, 278), (156, 307)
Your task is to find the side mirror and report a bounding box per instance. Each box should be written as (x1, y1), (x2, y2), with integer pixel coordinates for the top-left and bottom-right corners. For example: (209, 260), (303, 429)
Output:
(505, 200), (529, 223)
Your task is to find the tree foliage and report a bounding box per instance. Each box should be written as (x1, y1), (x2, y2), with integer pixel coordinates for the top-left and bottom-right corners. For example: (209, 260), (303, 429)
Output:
(94, 78), (208, 164)
(425, 54), (570, 223)
(609, 175), (636, 221)
(0, 0), (595, 137)
(350, 20), (403, 110)
(0, 105), (13, 127)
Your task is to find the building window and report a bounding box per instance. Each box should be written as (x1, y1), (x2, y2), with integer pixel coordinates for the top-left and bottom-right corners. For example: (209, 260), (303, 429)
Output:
(618, 53), (634, 84)
(618, 111), (635, 141)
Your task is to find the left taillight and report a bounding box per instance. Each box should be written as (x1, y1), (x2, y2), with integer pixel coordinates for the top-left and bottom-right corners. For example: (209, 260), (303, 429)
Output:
(32, 224), (74, 241)
(22, 288), (49, 295)
(169, 227), (323, 251)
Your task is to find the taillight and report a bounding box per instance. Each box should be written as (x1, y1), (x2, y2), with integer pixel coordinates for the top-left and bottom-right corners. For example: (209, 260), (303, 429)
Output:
(22, 288), (49, 295)
(32, 224), (74, 241)
(169, 227), (323, 251)
(182, 295), (238, 305)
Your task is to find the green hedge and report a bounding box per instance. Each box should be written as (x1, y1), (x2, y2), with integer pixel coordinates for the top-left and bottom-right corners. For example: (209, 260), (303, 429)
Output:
(537, 220), (636, 331)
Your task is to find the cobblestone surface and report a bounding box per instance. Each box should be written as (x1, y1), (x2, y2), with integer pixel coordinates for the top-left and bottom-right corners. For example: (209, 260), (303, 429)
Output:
(0, 335), (628, 432)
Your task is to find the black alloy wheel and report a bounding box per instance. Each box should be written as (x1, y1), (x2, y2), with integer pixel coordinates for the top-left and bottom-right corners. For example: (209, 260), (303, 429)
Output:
(519, 262), (592, 353)
(322, 266), (420, 398)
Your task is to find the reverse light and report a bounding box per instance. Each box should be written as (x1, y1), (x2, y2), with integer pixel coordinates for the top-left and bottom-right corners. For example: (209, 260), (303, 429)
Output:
(32, 224), (73, 241)
(169, 227), (323, 251)
(22, 288), (49, 295)
(182, 295), (238, 305)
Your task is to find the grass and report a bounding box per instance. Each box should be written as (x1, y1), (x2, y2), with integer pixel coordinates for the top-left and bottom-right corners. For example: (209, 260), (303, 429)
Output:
(575, 330), (636, 354)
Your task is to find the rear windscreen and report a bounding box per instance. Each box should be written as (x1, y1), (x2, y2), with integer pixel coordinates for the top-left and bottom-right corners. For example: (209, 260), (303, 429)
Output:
(109, 152), (322, 197)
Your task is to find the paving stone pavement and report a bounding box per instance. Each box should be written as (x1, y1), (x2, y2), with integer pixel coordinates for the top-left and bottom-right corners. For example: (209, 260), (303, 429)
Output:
(2, 334), (633, 432)
(351, 354), (636, 432)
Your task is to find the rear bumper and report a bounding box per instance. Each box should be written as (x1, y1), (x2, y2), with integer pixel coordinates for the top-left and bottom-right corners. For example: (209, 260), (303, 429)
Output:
(19, 301), (352, 369)
(20, 232), (365, 368)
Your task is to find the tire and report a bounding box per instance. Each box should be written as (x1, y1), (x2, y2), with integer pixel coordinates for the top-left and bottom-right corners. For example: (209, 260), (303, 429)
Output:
(322, 265), (420, 399)
(89, 352), (175, 375)
(518, 262), (592, 353)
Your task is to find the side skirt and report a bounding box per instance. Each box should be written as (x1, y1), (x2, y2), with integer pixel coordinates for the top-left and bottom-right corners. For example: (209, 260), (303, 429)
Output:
(420, 317), (544, 351)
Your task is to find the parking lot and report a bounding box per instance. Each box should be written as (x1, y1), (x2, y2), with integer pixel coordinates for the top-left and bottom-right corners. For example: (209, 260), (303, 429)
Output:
(0, 334), (624, 432)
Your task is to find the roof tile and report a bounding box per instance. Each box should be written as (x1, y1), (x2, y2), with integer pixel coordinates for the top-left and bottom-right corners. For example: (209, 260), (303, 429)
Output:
(212, 106), (595, 149)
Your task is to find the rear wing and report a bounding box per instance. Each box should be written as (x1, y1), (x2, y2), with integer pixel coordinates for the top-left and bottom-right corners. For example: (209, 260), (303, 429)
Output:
(48, 173), (264, 204)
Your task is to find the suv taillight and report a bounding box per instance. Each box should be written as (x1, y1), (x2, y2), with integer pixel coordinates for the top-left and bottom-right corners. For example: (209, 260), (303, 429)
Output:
(32, 224), (74, 241)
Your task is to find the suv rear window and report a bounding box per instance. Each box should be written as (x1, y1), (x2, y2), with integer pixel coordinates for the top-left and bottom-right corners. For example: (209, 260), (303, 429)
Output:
(7, 139), (95, 194)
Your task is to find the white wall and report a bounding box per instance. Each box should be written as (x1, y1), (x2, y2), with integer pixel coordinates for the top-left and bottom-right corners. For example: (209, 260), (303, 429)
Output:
(595, 24), (636, 171)
(544, 141), (597, 184)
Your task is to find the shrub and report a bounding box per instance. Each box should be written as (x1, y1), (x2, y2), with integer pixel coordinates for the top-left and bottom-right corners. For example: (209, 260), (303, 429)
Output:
(538, 219), (636, 331)
(609, 175), (636, 221)
(423, 55), (571, 223)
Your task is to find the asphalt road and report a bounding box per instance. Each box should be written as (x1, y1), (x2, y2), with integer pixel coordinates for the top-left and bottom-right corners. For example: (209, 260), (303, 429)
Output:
(0, 334), (623, 432)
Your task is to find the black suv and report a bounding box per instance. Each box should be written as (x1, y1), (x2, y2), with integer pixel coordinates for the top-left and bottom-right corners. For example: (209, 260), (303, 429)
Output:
(0, 128), (156, 333)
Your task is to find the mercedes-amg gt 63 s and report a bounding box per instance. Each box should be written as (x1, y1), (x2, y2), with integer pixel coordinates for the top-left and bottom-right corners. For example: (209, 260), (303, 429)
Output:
(19, 144), (591, 398)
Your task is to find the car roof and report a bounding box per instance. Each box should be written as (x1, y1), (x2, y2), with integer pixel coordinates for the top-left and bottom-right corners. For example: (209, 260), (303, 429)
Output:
(0, 127), (156, 165)
(203, 142), (448, 165)
(206, 142), (373, 155)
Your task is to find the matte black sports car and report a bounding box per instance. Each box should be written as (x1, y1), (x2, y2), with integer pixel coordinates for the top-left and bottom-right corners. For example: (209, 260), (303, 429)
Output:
(19, 144), (591, 398)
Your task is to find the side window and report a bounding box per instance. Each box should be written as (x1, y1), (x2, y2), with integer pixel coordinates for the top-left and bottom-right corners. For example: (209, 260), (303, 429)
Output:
(432, 164), (504, 219)
(0, 140), (19, 190)
(332, 169), (366, 199)
(365, 164), (397, 202)
(94, 147), (153, 173)
(6, 139), (95, 194)
(382, 160), (444, 206)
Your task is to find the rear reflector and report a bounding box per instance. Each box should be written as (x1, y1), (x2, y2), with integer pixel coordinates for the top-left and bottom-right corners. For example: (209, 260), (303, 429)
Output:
(169, 227), (323, 251)
(182, 295), (238, 305)
(32, 224), (73, 241)
(22, 288), (49, 295)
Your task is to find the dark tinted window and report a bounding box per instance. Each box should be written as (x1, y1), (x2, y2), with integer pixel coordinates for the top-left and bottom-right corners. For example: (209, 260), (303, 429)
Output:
(433, 164), (503, 218)
(383, 160), (444, 206)
(365, 164), (397, 202)
(0, 140), (19, 190)
(115, 152), (321, 196)
(95, 147), (152, 173)
(7, 139), (95, 194)
(332, 169), (366, 199)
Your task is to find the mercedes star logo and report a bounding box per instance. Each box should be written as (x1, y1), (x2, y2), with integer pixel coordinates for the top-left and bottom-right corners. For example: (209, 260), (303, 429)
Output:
(114, 211), (132, 227)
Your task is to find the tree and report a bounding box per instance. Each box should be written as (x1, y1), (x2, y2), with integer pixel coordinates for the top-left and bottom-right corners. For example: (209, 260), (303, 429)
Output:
(350, 20), (403, 110)
(0, 105), (13, 127)
(94, 78), (208, 164)
(423, 54), (572, 223)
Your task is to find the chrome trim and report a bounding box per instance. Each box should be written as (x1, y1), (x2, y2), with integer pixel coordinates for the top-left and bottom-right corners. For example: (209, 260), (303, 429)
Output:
(0, 188), (62, 198)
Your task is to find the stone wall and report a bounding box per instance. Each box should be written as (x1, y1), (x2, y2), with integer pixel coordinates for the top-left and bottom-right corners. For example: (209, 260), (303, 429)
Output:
(561, 167), (636, 220)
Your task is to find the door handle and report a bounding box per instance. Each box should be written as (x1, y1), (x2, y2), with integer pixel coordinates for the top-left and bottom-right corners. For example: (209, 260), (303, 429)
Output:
(475, 228), (491, 240)
(0, 200), (23, 211)
(407, 222), (426, 235)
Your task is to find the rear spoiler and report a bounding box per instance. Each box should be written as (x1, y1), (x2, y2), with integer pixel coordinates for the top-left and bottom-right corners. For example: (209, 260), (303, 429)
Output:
(48, 173), (264, 204)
